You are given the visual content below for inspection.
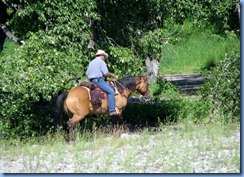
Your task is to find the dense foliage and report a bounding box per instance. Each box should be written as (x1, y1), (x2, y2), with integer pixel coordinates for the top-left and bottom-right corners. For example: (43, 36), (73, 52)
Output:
(0, 0), (240, 137)
(199, 49), (240, 122)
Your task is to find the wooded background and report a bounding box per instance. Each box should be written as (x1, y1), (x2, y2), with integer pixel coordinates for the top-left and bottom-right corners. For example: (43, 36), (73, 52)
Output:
(0, 0), (240, 137)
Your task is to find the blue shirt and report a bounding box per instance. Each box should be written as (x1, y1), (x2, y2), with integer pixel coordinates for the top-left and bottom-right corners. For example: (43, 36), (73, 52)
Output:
(86, 57), (108, 79)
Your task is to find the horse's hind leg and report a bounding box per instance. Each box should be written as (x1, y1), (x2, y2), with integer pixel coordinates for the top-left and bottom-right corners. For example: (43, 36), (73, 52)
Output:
(64, 86), (90, 144)
(67, 121), (75, 145)
(67, 114), (86, 144)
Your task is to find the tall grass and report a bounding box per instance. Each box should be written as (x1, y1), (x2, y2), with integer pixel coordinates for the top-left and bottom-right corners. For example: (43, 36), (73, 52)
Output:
(160, 30), (240, 74)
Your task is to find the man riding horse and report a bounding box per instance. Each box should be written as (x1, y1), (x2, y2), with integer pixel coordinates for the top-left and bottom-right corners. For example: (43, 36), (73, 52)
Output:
(86, 49), (119, 116)
(55, 49), (149, 143)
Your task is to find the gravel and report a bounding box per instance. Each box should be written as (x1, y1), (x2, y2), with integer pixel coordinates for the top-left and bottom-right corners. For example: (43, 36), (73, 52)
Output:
(0, 128), (240, 173)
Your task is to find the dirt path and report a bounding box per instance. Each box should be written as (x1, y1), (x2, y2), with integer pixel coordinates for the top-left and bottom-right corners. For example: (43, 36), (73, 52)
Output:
(163, 73), (204, 95)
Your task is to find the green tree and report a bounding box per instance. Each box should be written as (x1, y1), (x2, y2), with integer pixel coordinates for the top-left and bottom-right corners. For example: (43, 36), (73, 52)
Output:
(0, 0), (240, 137)
(199, 49), (240, 122)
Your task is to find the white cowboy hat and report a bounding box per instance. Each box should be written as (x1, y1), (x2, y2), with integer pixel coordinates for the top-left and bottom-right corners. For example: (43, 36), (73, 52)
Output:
(95, 49), (109, 58)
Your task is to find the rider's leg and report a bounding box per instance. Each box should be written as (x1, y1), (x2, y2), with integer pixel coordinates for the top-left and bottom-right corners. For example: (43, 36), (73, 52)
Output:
(91, 78), (116, 112)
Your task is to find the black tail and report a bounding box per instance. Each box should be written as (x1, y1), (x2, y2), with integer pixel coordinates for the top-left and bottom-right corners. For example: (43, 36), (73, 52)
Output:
(54, 92), (68, 126)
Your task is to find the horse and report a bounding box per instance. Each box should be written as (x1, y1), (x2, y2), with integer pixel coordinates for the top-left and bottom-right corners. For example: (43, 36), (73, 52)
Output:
(55, 75), (149, 144)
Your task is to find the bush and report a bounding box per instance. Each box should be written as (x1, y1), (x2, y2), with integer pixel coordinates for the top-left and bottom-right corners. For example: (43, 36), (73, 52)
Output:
(199, 50), (240, 122)
(0, 33), (84, 138)
(123, 100), (182, 128)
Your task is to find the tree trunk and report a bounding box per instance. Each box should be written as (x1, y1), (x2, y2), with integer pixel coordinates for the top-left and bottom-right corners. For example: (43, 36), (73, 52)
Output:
(0, 23), (23, 45)
(0, 28), (6, 52)
(0, 1), (7, 52)
(87, 18), (95, 49)
(237, 4), (240, 21)
(146, 57), (160, 84)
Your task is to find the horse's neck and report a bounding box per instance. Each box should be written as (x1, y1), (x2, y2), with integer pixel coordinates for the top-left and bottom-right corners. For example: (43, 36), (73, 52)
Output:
(122, 89), (133, 98)
(119, 85), (136, 98)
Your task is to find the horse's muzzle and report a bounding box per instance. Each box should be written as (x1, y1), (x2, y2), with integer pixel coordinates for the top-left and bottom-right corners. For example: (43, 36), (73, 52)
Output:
(139, 92), (150, 102)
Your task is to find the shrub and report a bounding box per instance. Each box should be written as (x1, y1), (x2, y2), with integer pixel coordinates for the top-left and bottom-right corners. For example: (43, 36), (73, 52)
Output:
(123, 100), (183, 128)
(0, 33), (84, 138)
(199, 49), (240, 122)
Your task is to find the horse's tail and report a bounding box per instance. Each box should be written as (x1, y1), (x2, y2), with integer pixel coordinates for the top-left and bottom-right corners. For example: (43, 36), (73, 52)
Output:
(54, 91), (68, 126)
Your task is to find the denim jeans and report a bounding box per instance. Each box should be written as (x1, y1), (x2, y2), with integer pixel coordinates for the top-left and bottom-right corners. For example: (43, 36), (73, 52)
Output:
(91, 78), (116, 112)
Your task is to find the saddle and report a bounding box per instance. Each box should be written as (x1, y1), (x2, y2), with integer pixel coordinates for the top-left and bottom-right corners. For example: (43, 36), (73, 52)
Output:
(78, 81), (118, 105)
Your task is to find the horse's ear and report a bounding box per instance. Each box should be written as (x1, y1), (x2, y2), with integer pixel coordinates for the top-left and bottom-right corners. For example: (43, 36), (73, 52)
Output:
(139, 75), (148, 81)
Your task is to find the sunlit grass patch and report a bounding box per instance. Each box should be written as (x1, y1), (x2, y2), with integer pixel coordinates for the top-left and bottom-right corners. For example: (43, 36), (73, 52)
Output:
(160, 31), (240, 74)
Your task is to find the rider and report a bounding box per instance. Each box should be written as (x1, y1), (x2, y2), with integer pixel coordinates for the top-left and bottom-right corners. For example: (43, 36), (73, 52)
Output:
(86, 49), (119, 116)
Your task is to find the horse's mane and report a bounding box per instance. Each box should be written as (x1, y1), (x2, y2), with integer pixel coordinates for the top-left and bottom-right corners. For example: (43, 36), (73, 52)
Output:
(116, 76), (137, 93)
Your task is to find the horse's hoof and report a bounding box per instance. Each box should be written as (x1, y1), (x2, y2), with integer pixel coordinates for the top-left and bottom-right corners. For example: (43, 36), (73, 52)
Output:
(69, 141), (75, 146)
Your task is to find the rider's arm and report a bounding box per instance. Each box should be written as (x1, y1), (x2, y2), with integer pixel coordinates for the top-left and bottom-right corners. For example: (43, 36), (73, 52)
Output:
(104, 72), (116, 78)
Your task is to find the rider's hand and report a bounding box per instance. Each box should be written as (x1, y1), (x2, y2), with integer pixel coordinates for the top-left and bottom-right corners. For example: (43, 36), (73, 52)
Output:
(114, 75), (119, 79)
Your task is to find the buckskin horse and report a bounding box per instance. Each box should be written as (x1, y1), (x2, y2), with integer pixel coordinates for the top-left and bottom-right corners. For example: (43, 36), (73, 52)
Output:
(55, 76), (149, 144)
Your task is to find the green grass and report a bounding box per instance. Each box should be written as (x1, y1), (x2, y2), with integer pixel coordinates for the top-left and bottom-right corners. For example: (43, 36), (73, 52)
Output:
(0, 122), (240, 173)
(0, 39), (19, 58)
(160, 31), (240, 74)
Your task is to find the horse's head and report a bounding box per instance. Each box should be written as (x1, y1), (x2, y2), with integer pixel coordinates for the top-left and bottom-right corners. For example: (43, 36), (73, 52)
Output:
(116, 76), (150, 99)
(135, 76), (150, 98)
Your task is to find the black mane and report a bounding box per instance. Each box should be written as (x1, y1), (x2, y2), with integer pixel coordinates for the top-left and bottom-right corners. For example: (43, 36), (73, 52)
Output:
(116, 76), (137, 92)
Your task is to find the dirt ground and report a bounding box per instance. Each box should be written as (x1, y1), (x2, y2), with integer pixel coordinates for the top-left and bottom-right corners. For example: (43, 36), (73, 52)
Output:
(163, 73), (204, 95)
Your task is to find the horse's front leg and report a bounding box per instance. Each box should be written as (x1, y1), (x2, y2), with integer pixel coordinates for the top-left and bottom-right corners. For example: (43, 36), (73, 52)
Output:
(121, 119), (126, 132)
(112, 115), (125, 137)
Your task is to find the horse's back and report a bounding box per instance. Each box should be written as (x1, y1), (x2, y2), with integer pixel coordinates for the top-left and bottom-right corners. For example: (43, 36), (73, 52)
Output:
(65, 86), (90, 116)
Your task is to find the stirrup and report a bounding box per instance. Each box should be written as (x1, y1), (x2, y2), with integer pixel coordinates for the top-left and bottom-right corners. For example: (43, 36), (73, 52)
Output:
(115, 107), (120, 115)
(109, 111), (119, 116)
